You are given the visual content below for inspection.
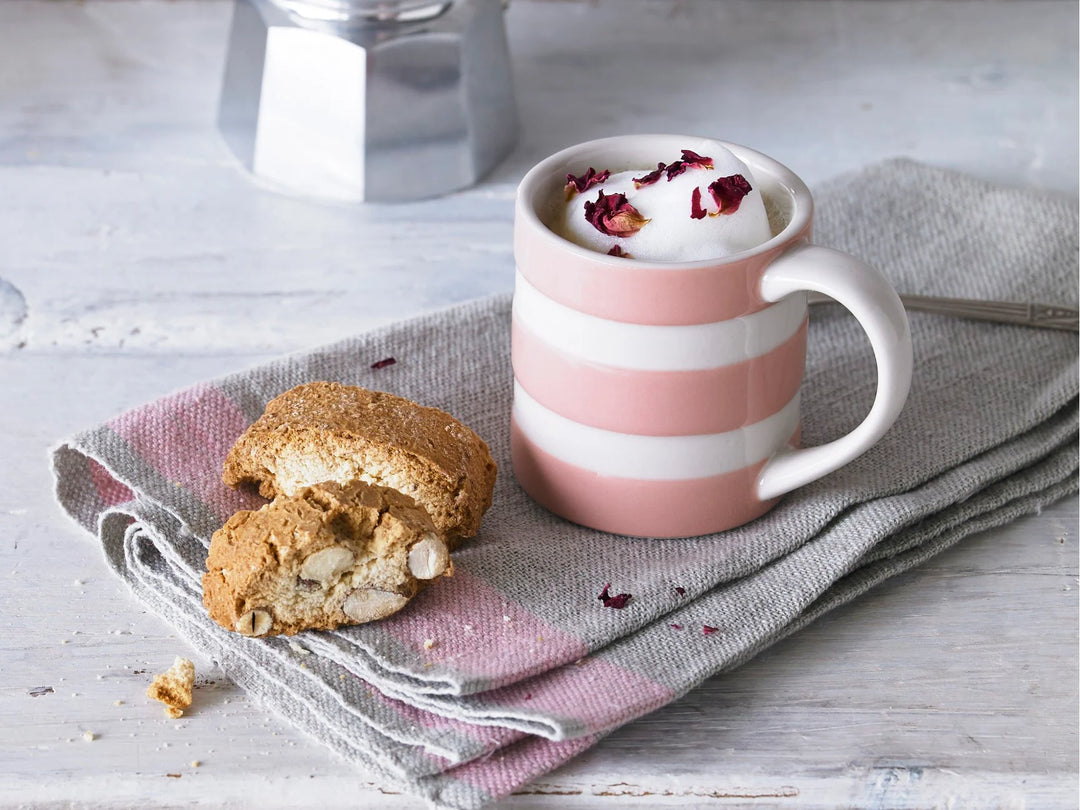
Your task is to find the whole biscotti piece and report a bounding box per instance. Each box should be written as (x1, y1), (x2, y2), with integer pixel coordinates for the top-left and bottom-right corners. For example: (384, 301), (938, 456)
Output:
(223, 382), (497, 544)
(203, 480), (453, 636)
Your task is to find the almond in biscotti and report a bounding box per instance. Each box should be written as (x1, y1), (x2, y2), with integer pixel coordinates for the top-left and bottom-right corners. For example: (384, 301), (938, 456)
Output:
(222, 382), (496, 546)
(202, 479), (452, 637)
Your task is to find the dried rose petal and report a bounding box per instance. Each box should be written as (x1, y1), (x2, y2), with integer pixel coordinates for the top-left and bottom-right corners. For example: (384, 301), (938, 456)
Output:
(707, 174), (752, 215)
(598, 583), (632, 609)
(607, 245), (632, 259)
(670, 623), (683, 630)
(674, 586), (686, 596)
(680, 149), (714, 170)
(690, 187), (707, 220)
(584, 192), (650, 237)
(370, 357), (396, 370)
(664, 160), (688, 181)
(632, 162), (667, 188)
(565, 167), (611, 200)
(702, 624), (720, 635)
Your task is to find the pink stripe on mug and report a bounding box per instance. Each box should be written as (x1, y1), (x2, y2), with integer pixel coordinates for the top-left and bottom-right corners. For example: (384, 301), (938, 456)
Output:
(511, 135), (913, 537)
(511, 418), (800, 539)
(511, 316), (807, 436)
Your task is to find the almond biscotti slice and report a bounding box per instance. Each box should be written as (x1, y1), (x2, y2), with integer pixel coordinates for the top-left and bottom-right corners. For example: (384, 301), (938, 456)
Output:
(222, 382), (496, 545)
(202, 480), (452, 637)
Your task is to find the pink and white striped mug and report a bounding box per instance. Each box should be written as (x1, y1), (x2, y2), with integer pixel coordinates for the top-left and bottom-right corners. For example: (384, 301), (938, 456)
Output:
(509, 135), (913, 538)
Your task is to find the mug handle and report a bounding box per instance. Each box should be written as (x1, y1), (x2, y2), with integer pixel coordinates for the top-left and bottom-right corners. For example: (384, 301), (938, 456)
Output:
(755, 244), (913, 501)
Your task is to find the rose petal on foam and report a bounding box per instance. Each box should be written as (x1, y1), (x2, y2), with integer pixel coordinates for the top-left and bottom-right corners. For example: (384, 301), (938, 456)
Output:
(584, 191), (650, 237)
(664, 161), (688, 182)
(690, 187), (707, 220)
(707, 174), (753, 215)
(607, 245), (632, 259)
(680, 149), (714, 170)
(565, 167), (611, 200)
(636, 150), (713, 189)
(632, 162), (667, 189)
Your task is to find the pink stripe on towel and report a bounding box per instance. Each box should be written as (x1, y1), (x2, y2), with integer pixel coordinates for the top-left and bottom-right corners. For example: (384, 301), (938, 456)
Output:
(108, 383), (258, 522)
(382, 686), (526, 749)
(488, 654), (675, 737)
(382, 568), (589, 689)
(447, 731), (601, 798)
(88, 458), (134, 508)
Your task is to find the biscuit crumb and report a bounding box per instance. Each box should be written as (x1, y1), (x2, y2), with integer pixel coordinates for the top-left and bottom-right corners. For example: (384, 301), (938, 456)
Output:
(147, 657), (195, 719)
(422, 638), (436, 650)
(190, 760), (201, 768)
(82, 730), (96, 742)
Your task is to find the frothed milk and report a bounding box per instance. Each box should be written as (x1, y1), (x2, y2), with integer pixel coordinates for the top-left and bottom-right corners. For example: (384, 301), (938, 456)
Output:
(554, 138), (773, 262)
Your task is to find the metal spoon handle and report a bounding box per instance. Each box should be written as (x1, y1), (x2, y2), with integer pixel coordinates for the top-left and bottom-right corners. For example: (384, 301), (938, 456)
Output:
(807, 291), (1079, 332)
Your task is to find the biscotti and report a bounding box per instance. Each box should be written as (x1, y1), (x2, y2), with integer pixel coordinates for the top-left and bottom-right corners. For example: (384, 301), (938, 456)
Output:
(202, 480), (452, 637)
(223, 382), (496, 544)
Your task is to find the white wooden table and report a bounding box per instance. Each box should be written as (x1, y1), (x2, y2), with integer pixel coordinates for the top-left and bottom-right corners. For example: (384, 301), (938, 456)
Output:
(1, 1), (1076, 807)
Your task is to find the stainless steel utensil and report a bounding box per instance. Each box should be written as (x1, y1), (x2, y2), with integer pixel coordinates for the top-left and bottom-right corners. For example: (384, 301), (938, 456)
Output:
(807, 291), (1079, 332)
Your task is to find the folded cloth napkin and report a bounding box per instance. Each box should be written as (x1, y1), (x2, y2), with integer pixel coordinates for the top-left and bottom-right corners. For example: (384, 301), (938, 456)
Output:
(52, 160), (1078, 808)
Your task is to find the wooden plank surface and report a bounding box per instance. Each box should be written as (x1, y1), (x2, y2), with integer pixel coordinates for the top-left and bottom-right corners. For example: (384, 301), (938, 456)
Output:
(0, 1), (1076, 807)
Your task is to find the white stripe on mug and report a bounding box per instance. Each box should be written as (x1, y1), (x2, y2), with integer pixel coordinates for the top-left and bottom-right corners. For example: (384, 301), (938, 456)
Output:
(512, 270), (807, 371)
(512, 380), (801, 481)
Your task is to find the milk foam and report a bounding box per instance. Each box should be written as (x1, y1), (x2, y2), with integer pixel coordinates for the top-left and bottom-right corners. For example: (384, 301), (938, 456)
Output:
(555, 139), (773, 262)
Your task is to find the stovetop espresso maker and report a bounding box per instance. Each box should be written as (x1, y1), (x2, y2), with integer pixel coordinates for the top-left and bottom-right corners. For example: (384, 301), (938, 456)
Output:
(218, 0), (518, 201)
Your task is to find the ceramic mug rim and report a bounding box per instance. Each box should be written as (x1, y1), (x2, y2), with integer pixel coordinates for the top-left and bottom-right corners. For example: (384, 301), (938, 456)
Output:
(515, 134), (814, 270)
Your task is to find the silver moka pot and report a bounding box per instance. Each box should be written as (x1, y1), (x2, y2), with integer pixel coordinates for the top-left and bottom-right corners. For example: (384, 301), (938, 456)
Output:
(217, 0), (518, 201)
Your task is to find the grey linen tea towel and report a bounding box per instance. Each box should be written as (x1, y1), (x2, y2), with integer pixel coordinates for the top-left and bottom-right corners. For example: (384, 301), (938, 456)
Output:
(53, 160), (1078, 808)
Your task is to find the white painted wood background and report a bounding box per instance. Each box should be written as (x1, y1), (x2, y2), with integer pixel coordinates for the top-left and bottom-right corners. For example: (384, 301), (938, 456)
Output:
(0, 1), (1076, 807)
